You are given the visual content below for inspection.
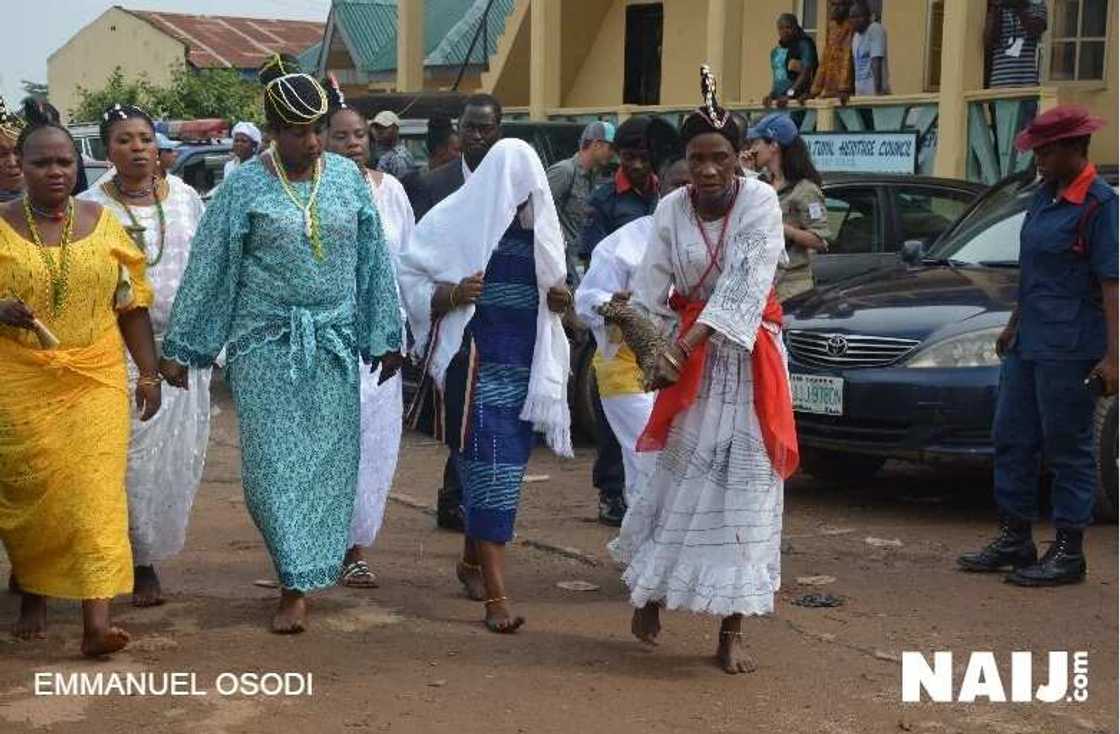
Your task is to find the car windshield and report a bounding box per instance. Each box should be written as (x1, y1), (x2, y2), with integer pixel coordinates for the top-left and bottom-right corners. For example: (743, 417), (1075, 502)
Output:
(926, 178), (1038, 266)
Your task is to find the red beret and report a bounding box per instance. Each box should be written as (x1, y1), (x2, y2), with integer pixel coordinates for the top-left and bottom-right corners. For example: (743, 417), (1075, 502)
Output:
(1015, 104), (1106, 152)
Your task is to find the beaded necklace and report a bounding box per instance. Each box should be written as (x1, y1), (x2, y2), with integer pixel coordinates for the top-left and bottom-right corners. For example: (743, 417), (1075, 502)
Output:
(22, 195), (75, 315)
(270, 145), (325, 260)
(108, 177), (166, 266)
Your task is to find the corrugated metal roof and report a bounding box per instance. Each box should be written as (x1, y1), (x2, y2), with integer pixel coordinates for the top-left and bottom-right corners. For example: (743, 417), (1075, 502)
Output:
(331, 0), (514, 74)
(129, 9), (327, 71)
(425, 0), (515, 67)
(127, 9), (325, 70)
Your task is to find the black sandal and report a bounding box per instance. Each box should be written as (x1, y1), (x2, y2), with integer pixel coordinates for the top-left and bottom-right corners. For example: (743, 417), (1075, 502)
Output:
(340, 560), (379, 588)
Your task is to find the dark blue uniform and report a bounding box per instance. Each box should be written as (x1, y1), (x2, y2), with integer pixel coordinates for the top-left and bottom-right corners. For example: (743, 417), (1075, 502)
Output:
(994, 165), (1118, 529)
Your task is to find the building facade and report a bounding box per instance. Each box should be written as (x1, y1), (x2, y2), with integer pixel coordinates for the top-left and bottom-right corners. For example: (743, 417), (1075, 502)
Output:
(403, 0), (1115, 182)
(48, 7), (324, 122)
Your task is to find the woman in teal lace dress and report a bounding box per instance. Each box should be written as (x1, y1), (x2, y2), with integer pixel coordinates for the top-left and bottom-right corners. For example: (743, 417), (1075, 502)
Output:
(160, 55), (402, 633)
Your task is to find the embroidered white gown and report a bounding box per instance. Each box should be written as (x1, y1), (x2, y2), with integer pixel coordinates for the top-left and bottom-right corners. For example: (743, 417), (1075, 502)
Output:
(611, 178), (788, 617)
(349, 171), (413, 548)
(79, 174), (212, 566)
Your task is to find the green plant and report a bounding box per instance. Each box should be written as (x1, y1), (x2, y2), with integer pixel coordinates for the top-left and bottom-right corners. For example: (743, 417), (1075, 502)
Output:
(70, 65), (262, 125)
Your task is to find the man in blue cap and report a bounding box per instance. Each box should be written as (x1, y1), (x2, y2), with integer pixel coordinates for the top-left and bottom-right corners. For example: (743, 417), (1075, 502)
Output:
(547, 120), (616, 286)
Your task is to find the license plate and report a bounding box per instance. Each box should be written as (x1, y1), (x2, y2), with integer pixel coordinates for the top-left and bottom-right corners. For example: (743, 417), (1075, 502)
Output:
(791, 374), (844, 416)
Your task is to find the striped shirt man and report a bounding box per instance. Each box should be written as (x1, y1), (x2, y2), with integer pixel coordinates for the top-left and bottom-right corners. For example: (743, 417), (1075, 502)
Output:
(987, 1), (1048, 88)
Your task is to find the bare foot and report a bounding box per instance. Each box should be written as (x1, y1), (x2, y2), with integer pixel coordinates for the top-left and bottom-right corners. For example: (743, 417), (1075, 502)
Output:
(81, 626), (130, 657)
(456, 561), (486, 601)
(271, 593), (306, 634)
(132, 565), (165, 607)
(483, 598), (524, 634)
(12, 594), (47, 640)
(631, 603), (661, 646)
(716, 632), (757, 675)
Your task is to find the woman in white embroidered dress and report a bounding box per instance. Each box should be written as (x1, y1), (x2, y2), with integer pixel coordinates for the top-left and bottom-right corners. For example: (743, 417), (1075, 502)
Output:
(322, 78), (413, 588)
(613, 71), (798, 675)
(78, 104), (211, 607)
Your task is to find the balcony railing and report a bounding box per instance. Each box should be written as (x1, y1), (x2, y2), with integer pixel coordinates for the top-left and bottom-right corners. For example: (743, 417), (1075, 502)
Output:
(963, 87), (1056, 185)
(525, 87), (1058, 184)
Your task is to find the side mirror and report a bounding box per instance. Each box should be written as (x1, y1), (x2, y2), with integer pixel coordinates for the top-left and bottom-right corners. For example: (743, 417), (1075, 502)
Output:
(900, 239), (925, 265)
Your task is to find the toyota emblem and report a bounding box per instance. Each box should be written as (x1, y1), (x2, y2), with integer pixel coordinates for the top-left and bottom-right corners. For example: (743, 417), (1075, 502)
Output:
(825, 334), (849, 357)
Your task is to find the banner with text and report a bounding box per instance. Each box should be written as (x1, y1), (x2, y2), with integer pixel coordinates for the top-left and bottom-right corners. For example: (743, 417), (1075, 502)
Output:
(802, 132), (919, 175)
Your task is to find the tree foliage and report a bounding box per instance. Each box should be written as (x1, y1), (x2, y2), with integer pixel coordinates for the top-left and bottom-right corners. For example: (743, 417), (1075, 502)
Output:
(70, 65), (262, 124)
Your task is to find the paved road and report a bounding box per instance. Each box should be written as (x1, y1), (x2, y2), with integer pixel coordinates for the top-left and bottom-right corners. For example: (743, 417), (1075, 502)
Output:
(0, 387), (1115, 733)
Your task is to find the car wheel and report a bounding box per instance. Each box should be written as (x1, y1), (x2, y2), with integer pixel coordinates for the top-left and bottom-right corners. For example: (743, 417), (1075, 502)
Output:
(571, 341), (600, 443)
(799, 448), (887, 483)
(1093, 395), (1118, 523)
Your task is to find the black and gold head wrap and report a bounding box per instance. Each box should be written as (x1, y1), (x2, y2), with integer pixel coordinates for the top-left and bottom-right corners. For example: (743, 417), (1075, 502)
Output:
(259, 53), (329, 129)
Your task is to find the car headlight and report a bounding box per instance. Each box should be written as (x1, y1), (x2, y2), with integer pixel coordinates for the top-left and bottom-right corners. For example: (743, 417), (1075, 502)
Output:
(905, 327), (1003, 368)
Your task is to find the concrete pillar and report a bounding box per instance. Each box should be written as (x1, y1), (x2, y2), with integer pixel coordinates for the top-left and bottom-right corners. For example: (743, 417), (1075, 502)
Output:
(705, 0), (743, 104)
(933, 0), (987, 178)
(529, 0), (562, 120)
(397, 0), (425, 92)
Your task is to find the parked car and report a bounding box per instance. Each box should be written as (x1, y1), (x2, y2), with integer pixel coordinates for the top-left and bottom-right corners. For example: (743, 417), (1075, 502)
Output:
(782, 168), (1118, 520)
(171, 143), (232, 196)
(83, 158), (111, 190)
(811, 173), (984, 287)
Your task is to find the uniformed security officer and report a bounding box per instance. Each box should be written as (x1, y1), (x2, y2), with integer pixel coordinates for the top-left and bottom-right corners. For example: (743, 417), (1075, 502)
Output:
(959, 105), (1118, 586)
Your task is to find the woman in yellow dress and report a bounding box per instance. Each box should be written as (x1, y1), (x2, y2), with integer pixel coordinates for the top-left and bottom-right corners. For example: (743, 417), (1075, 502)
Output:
(0, 117), (161, 657)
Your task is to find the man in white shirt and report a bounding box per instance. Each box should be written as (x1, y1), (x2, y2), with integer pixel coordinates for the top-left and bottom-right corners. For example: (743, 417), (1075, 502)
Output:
(850, 3), (890, 97)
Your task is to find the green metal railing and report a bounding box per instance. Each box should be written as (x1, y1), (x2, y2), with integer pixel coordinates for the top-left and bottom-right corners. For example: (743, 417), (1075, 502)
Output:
(965, 96), (1039, 184)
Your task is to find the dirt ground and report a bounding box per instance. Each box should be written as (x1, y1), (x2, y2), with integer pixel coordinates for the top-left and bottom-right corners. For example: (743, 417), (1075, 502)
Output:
(0, 385), (1116, 734)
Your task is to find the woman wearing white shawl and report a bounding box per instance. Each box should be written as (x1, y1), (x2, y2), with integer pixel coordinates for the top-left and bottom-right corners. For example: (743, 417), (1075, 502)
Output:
(322, 78), (414, 588)
(574, 159), (691, 508)
(399, 137), (572, 633)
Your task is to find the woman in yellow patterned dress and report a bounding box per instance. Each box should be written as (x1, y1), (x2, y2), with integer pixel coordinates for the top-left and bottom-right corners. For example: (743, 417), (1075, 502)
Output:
(0, 119), (161, 657)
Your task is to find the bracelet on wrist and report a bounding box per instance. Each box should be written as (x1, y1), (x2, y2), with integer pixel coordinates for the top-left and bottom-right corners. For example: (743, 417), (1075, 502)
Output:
(449, 285), (459, 308)
(662, 350), (683, 372)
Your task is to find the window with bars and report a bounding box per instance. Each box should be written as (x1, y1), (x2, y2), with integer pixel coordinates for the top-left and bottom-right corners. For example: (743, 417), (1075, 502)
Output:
(1047, 0), (1110, 81)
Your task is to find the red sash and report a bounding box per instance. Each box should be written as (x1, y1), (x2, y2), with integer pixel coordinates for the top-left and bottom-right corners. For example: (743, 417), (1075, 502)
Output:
(635, 288), (800, 481)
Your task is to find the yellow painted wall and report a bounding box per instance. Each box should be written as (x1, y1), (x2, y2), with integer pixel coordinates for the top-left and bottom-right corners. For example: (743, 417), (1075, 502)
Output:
(1055, 4), (1118, 166)
(564, 0), (627, 107)
(880, 0), (930, 95)
(739, 0), (792, 103)
(48, 8), (184, 123)
(485, 0), (529, 104)
(659, 0), (709, 104)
